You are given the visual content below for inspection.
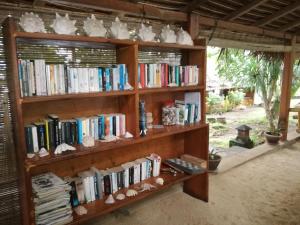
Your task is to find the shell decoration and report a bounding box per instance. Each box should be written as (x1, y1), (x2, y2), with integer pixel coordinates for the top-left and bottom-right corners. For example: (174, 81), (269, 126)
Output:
(116, 193), (126, 200)
(83, 14), (107, 37)
(126, 189), (138, 197)
(110, 17), (130, 40)
(155, 177), (164, 186)
(51, 13), (77, 35)
(160, 25), (176, 43)
(105, 194), (115, 204)
(19, 12), (46, 33)
(138, 23), (156, 42)
(176, 27), (193, 45)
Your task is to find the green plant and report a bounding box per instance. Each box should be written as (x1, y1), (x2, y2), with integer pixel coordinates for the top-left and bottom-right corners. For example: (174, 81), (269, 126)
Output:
(209, 148), (220, 160)
(227, 90), (245, 106)
(206, 92), (223, 107)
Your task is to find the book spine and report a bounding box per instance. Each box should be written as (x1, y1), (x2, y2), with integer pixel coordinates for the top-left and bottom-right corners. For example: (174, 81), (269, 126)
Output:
(76, 118), (83, 144)
(35, 123), (46, 150)
(24, 126), (34, 154)
(32, 126), (39, 153)
(44, 119), (50, 151)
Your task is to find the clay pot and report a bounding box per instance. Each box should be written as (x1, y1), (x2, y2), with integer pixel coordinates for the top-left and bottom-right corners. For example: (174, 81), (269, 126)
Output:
(208, 154), (222, 171)
(264, 131), (282, 145)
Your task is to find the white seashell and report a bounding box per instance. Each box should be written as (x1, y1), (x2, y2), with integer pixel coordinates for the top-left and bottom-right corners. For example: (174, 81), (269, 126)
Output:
(116, 193), (125, 200)
(176, 27), (193, 45)
(100, 135), (120, 142)
(39, 147), (49, 157)
(110, 17), (130, 39)
(138, 23), (156, 42)
(126, 189), (138, 197)
(51, 13), (77, 35)
(27, 153), (35, 158)
(74, 206), (87, 215)
(124, 131), (133, 138)
(160, 25), (176, 43)
(105, 194), (115, 204)
(83, 14), (107, 37)
(155, 177), (164, 185)
(19, 12), (45, 33)
(139, 183), (156, 192)
(82, 136), (95, 147)
(54, 143), (76, 155)
(124, 82), (133, 90)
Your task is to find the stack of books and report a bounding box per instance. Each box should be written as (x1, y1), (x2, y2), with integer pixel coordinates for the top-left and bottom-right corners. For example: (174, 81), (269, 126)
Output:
(32, 172), (73, 225)
(24, 113), (126, 154)
(138, 63), (199, 88)
(18, 59), (129, 97)
(66, 154), (161, 207)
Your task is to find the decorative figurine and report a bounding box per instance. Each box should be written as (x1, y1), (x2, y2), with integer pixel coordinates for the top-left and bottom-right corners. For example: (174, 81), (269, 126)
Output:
(138, 23), (156, 42)
(160, 25), (176, 43)
(176, 27), (193, 45)
(124, 131), (133, 138)
(105, 194), (115, 204)
(126, 189), (138, 197)
(39, 147), (49, 157)
(139, 100), (147, 136)
(54, 143), (76, 155)
(51, 13), (77, 35)
(19, 12), (46, 33)
(155, 177), (164, 185)
(83, 14), (107, 37)
(116, 193), (126, 200)
(138, 183), (156, 192)
(110, 17), (130, 39)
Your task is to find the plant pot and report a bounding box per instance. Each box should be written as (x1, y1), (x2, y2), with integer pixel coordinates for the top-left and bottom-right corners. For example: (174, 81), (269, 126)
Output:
(208, 154), (222, 171)
(264, 131), (282, 144)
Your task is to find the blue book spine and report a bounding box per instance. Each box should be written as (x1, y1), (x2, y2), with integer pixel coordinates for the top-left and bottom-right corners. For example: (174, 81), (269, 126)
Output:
(98, 68), (103, 92)
(76, 118), (83, 144)
(94, 174), (99, 199)
(175, 66), (179, 86)
(119, 64), (124, 91)
(105, 68), (111, 91)
(98, 116), (102, 139)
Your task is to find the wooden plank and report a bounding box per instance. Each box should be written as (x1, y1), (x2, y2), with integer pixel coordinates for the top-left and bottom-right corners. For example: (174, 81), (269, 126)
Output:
(45, 0), (188, 22)
(255, 1), (300, 27)
(280, 20), (300, 32)
(224, 0), (268, 21)
(183, 0), (209, 13)
(279, 38), (296, 141)
(188, 13), (200, 40)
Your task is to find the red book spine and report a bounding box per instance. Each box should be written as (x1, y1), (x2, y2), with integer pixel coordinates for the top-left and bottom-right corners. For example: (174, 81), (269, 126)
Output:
(141, 64), (145, 88)
(105, 116), (110, 136)
(165, 64), (169, 87)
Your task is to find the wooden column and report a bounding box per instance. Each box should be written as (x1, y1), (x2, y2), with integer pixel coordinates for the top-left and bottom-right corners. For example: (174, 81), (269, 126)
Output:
(188, 13), (199, 40)
(279, 38), (295, 140)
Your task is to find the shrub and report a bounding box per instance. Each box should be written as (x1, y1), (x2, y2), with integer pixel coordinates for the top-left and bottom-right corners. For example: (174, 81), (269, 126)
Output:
(227, 90), (245, 106)
(206, 93), (224, 114)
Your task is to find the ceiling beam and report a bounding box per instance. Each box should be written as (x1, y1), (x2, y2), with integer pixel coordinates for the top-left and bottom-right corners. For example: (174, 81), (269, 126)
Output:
(43, 0), (188, 22)
(255, 1), (300, 27)
(224, 0), (268, 21)
(280, 20), (300, 32)
(183, 0), (209, 13)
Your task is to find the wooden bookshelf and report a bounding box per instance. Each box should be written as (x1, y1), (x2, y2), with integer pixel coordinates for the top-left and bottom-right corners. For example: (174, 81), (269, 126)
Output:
(3, 17), (209, 225)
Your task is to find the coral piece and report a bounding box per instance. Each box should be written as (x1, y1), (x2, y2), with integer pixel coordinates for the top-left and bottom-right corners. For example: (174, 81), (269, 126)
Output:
(100, 135), (120, 142)
(126, 189), (138, 197)
(160, 25), (176, 43)
(176, 27), (193, 45)
(138, 23), (156, 42)
(82, 136), (95, 147)
(116, 193), (126, 200)
(74, 206), (87, 215)
(54, 143), (76, 155)
(19, 12), (45, 33)
(39, 147), (49, 157)
(139, 183), (156, 192)
(110, 17), (130, 39)
(105, 194), (115, 204)
(83, 14), (107, 37)
(155, 177), (164, 185)
(124, 131), (133, 139)
(51, 13), (77, 35)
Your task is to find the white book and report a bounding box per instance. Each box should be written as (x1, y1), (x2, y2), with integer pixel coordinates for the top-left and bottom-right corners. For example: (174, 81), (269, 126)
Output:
(89, 175), (95, 201)
(72, 68), (79, 93)
(115, 115), (120, 137)
(67, 67), (72, 94)
(46, 65), (51, 96)
(83, 68), (89, 93)
(32, 126), (39, 153)
(78, 172), (92, 203)
(29, 61), (35, 96)
(133, 163), (140, 184)
(185, 92), (201, 122)
(41, 60), (47, 96)
(34, 60), (41, 95)
(112, 67), (119, 91)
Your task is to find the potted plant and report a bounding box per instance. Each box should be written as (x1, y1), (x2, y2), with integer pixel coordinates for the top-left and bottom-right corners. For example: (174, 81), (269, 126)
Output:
(208, 148), (222, 171)
(264, 127), (282, 144)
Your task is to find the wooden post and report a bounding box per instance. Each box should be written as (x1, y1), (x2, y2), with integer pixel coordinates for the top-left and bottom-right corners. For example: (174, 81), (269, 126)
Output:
(279, 38), (295, 140)
(188, 13), (199, 40)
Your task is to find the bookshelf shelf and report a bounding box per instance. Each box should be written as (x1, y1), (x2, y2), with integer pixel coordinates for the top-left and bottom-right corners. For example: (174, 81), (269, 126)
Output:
(3, 17), (209, 225)
(26, 123), (208, 173)
(21, 90), (136, 104)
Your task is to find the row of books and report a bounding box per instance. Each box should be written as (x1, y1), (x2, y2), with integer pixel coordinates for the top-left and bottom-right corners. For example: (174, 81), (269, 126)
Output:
(32, 172), (73, 225)
(138, 64), (199, 88)
(65, 154), (161, 206)
(24, 113), (126, 154)
(18, 59), (129, 97)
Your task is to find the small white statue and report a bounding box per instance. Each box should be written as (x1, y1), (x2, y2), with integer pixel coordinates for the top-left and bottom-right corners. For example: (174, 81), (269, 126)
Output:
(138, 23), (156, 42)
(19, 12), (45, 33)
(83, 14), (107, 37)
(51, 13), (77, 35)
(160, 25), (176, 43)
(110, 17), (130, 39)
(176, 27), (193, 45)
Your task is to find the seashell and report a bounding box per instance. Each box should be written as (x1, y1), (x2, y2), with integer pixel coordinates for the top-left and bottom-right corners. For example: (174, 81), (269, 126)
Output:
(138, 23), (156, 42)
(100, 135), (120, 142)
(126, 189), (138, 197)
(176, 27), (193, 45)
(124, 131), (133, 138)
(54, 143), (76, 155)
(160, 25), (176, 43)
(139, 183), (156, 192)
(155, 177), (164, 185)
(27, 153), (35, 159)
(83, 14), (107, 37)
(39, 147), (49, 157)
(19, 12), (45, 33)
(51, 13), (77, 35)
(124, 82), (133, 90)
(82, 136), (95, 147)
(110, 17), (130, 39)
(116, 193), (125, 200)
(74, 206), (87, 215)
(105, 194), (115, 204)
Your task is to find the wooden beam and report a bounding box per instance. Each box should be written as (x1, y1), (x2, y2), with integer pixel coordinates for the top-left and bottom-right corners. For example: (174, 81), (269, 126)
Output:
(279, 37), (296, 141)
(255, 1), (300, 27)
(224, 0), (268, 21)
(280, 20), (300, 32)
(183, 0), (209, 13)
(188, 14), (200, 39)
(44, 0), (188, 22)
